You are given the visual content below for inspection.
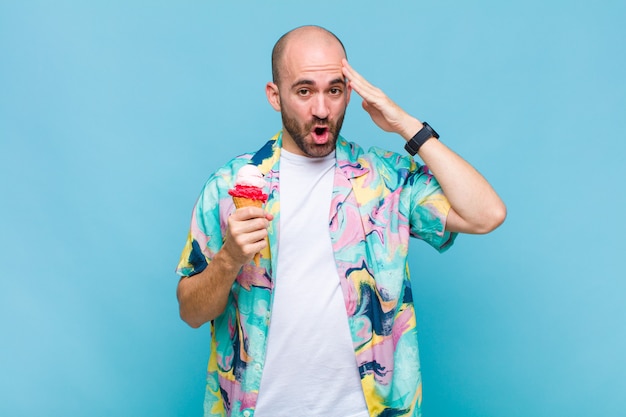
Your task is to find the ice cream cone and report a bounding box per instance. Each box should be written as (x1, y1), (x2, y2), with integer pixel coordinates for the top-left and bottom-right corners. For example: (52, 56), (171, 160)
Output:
(229, 165), (269, 267)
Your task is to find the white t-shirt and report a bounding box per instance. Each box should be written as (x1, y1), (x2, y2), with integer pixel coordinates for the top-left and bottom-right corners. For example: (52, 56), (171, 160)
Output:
(254, 149), (369, 417)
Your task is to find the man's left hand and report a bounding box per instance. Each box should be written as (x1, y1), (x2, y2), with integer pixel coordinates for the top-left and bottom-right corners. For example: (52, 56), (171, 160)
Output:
(342, 59), (422, 140)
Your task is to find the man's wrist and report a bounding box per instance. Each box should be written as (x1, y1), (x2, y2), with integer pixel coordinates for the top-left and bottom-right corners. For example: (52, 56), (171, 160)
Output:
(400, 117), (423, 141)
(216, 244), (246, 273)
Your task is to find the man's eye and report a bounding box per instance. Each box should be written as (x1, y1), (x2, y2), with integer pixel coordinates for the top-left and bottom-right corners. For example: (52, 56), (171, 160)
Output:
(330, 88), (342, 95)
(297, 89), (310, 96)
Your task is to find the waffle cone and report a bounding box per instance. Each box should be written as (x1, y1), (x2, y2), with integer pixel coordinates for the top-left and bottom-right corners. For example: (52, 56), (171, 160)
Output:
(232, 197), (264, 209)
(232, 196), (266, 266)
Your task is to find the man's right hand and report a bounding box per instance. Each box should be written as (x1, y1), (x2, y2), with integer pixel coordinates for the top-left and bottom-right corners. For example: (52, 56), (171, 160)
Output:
(223, 206), (273, 266)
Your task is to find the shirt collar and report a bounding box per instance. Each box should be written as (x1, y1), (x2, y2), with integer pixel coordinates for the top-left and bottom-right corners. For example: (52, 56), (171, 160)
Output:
(251, 131), (369, 179)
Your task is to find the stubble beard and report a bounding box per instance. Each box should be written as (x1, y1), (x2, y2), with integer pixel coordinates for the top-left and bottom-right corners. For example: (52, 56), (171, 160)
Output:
(281, 111), (346, 158)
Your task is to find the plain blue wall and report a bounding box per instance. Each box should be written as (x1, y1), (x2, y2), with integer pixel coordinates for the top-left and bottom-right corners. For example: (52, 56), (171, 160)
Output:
(1, 1), (624, 416)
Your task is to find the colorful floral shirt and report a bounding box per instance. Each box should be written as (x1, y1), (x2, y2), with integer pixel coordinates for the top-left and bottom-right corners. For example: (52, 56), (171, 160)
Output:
(176, 132), (456, 417)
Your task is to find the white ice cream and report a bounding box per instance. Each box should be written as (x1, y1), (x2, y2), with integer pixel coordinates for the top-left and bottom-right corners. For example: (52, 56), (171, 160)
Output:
(235, 164), (266, 188)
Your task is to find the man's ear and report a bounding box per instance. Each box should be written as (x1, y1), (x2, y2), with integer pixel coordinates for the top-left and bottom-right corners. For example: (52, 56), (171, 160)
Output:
(266, 82), (281, 112)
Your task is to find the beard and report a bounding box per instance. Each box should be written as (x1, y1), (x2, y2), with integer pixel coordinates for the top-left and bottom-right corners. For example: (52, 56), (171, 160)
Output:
(281, 109), (346, 158)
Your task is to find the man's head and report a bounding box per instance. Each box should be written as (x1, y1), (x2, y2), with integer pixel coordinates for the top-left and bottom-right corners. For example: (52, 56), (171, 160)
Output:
(266, 26), (351, 158)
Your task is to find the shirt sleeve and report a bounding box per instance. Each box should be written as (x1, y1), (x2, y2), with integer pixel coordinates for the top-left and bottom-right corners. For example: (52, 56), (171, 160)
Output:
(406, 164), (457, 252)
(365, 147), (457, 253)
(175, 171), (231, 278)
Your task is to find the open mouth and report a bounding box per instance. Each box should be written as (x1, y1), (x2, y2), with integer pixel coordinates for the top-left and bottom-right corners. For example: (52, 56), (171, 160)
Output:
(314, 127), (327, 136)
(311, 126), (329, 144)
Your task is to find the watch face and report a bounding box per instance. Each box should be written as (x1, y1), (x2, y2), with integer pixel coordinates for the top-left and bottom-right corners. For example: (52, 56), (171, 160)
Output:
(425, 123), (439, 138)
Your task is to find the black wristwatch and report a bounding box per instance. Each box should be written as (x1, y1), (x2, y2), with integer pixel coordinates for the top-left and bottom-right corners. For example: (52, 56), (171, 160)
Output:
(404, 122), (439, 155)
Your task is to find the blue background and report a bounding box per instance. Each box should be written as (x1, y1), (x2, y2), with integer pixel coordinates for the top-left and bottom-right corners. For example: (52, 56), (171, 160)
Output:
(1, 1), (624, 416)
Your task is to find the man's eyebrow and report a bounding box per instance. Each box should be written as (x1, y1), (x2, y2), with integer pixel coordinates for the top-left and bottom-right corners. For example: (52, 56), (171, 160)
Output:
(291, 79), (315, 89)
(290, 78), (347, 89)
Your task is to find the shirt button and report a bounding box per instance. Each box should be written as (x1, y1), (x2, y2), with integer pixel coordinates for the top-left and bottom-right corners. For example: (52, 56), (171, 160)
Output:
(254, 363), (261, 371)
(243, 411), (251, 417)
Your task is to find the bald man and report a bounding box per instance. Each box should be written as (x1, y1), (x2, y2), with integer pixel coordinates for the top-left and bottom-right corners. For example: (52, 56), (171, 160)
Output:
(176, 25), (506, 417)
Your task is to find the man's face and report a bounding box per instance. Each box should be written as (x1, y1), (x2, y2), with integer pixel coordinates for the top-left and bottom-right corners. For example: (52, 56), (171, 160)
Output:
(267, 36), (351, 158)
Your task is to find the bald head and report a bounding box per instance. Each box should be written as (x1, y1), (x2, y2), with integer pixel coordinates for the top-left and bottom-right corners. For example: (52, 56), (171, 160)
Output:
(271, 25), (347, 86)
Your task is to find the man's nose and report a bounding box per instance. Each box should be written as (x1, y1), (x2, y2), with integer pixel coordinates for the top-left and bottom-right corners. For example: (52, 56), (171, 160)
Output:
(311, 95), (330, 119)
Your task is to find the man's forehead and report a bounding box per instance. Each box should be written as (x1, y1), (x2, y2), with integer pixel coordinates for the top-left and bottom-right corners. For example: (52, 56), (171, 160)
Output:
(283, 61), (345, 87)
(282, 43), (344, 74)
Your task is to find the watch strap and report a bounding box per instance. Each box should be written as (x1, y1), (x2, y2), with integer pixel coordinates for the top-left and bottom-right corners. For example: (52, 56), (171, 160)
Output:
(404, 122), (439, 155)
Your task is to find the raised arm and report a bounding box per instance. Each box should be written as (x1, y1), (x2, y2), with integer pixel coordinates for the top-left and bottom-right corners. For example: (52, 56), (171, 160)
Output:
(342, 60), (506, 234)
(177, 207), (272, 327)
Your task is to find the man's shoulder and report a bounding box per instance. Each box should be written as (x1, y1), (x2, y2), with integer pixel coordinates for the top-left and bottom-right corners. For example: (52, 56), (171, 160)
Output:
(194, 154), (252, 199)
(202, 133), (280, 189)
(365, 146), (414, 167)
(337, 136), (416, 172)
(205, 153), (248, 177)
(216, 153), (253, 173)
